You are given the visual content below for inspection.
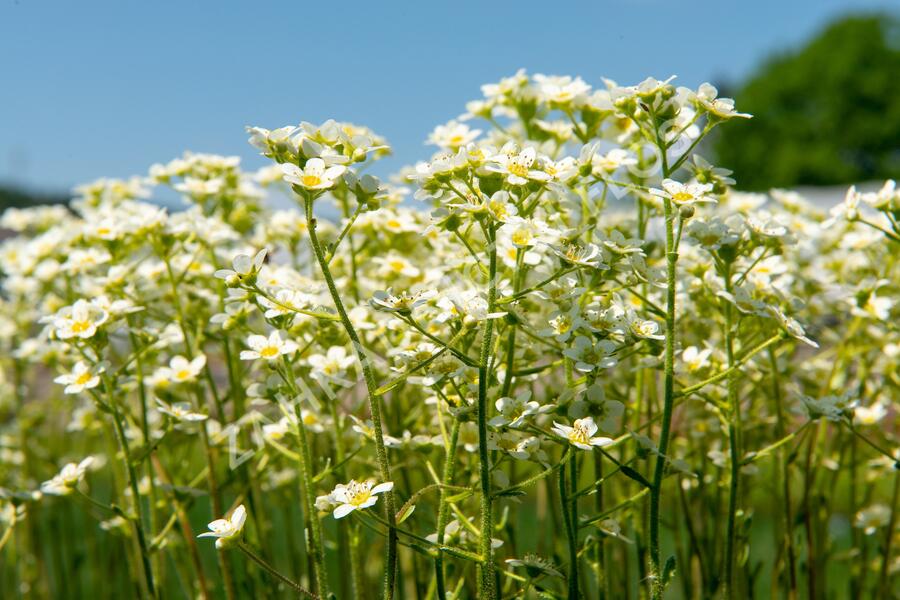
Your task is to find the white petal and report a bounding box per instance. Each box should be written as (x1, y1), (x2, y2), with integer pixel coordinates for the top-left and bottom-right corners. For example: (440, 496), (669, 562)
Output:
(333, 504), (355, 519)
(371, 482), (394, 495)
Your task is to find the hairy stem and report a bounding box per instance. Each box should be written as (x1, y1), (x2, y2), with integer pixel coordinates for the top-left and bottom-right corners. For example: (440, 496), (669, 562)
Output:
(304, 192), (397, 599)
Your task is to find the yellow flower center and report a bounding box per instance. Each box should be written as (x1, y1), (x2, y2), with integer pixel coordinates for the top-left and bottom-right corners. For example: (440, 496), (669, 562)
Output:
(568, 424), (590, 445)
(71, 321), (91, 334)
(389, 260), (406, 272)
(260, 346), (280, 358)
(175, 369), (192, 381)
(508, 161), (529, 177)
(449, 135), (464, 146)
(511, 229), (532, 246)
(302, 174), (322, 187)
(75, 372), (93, 385)
(345, 482), (373, 506)
(672, 191), (694, 203)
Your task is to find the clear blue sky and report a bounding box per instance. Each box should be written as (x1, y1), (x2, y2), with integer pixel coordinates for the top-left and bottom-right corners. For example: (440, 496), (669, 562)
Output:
(1, 0), (895, 194)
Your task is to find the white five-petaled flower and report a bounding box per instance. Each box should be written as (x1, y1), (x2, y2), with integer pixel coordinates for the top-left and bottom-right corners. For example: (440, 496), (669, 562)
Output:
(551, 242), (606, 268)
(552, 417), (613, 451)
(50, 299), (110, 340)
(41, 457), (94, 496)
(198, 504), (247, 549)
(167, 354), (207, 383)
(693, 83), (752, 120)
(651, 179), (716, 206)
(307, 346), (356, 380)
(240, 331), (299, 361)
(488, 146), (550, 186)
(54, 361), (103, 395)
(370, 289), (436, 315)
(331, 480), (394, 519)
(490, 391), (545, 428)
(282, 158), (346, 190)
(214, 248), (267, 285)
(156, 399), (208, 422)
(427, 120), (481, 150)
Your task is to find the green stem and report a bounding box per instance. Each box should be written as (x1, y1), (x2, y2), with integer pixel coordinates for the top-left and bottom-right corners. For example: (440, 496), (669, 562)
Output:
(649, 197), (677, 600)
(238, 542), (319, 598)
(476, 223), (499, 599)
(280, 361), (329, 596)
(560, 451), (580, 599)
(769, 347), (797, 598)
(722, 261), (741, 598)
(303, 191), (398, 599)
(104, 376), (157, 599)
(434, 419), (461, 599)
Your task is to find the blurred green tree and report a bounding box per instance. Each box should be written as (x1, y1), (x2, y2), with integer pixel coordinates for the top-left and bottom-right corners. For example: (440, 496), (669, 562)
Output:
(714, 14), (900, 190)
(0, 185), (66, 212)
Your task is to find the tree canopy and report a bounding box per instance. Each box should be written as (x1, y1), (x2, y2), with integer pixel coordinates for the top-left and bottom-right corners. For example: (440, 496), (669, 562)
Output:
(715, 15), (900, 190)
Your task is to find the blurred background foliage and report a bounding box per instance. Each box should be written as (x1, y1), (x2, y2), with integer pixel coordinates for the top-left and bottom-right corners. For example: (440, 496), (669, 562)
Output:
(713, 14), (900, 190)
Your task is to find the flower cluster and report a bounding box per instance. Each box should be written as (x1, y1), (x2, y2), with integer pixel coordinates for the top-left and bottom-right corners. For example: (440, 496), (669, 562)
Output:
(0, 71), (896, 600)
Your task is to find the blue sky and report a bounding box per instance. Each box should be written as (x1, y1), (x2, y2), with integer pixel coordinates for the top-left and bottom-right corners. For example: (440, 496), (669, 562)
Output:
(1, 0), (895, 194)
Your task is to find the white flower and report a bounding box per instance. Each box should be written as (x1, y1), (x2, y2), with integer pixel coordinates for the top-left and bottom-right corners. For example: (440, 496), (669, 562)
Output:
(853, 401), (888, 426)
(370, 289), (436, 315)
(331, 480), (394, 519)
(552, 417), (613, 451)
(156, 399), (207, 422)
(427, 120), (481, 150)
(263, 417), (291, 441)
(307, 346), (356, 380)
(693, 83), (751, 119)
(49, 300), (109, 340)
(54, 361), (103, 395)
(198, 504), (247, 549)
(490, 391), (545, 428)
(240, 331), (299, 361)
(681, 346), (713, 373)
(651, 179), (716, 206)
(214, 248), (267, 285)
(855, 504), (891, 535)
(487, 146), (550, 186)
(41, 457), (94, 496)
(626, 312), (664, 341)
(563, 336), (617, 372)
(551, 242), (607, 268)
(167, 354), (207, 383)
(282, 158), (346, 190)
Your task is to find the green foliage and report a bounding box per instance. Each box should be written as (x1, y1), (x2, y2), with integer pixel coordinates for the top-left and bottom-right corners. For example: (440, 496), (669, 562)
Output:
(715, 15), (900, 190)
(0, 185), (66, 212)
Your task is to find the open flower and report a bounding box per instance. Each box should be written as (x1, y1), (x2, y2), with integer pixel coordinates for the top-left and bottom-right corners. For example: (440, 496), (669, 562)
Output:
(167, 354), (207, 384)
(54, 361), (103, 395)
(552, 417), (613, 450)
(370, 289), (435, 315)
(307, 346), (356, 380)
(427, 120), (481, 150)
(240, 331), (299, 361)
(490, 391), (545, 428)
(330, 480), (394, 519)
(282, 158), (346, 190)
(487, 146), (550, 186)
(651, 179), (716, 206)
(49, 300), (109, 340)
(156, 399), (207, 422)
(198, 505), (247, 549)
(214, 249), (267, 286)
(41, 457), (94, 496)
